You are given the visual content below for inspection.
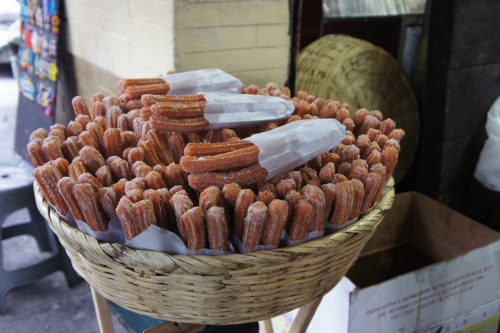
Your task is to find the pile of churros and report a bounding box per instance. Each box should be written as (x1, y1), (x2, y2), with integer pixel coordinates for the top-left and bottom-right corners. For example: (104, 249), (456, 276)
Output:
(29, 73), (404, 254)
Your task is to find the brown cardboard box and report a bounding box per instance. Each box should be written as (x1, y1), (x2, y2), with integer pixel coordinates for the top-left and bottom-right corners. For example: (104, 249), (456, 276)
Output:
(272, 192), (500, 333)
(346, 192), (500, 333)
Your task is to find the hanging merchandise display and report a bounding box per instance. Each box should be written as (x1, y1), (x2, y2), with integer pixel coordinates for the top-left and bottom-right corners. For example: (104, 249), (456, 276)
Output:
(18, 0), (60, 118)
(19, 72), (35, 101)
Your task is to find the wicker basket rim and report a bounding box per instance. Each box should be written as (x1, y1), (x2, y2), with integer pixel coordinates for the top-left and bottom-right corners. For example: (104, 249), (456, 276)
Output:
(34, 179), (395, 325)
(34, 178), (395, 260)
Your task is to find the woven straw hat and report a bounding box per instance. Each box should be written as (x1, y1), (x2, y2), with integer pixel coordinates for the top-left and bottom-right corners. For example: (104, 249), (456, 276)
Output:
(296, 34), (419, 184)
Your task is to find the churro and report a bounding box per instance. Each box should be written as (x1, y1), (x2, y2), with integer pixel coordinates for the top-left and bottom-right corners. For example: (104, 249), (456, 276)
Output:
(144, 171), (166, 190)
(222, 183), (242, 208)
(276, 179), (297, 199)
(131, 161), (153, 178)
(73, 183), (108, 231)
(33, 165), (69, 215)
(133, 199), (156, 233)
(57, 177), (84, 221)
(146, 129), (173, 165)
(284, 190), (302, 229)
(361, 173), (382, 213)
(171, 190), (194, 241)
(72, 96), (90, 117)
(30, 128), (48, 141)
(319, 162), (336, 184)
(180, 144), (259, 173)
(381, 146), (399, 181)
(42, 136), (64, 161)
(288, 200), (313, 241)
(127, 147), (145, 167)
(188, 164), (268, 191)
(330, 181), (353, 227)
(350, 179), (364, 219)
(143, 189), (169, 229)
(205, 206), (229, 251)
(233, 189), (255, 239)
(116, 196), (139, 240)
(77, 172), (103, 193)
(388, 129), (405, 142)
(126, 188), (143, 203)
(150, 114), (209, 133)
(107, 156), (130, 180)
(184, 140), (254, 157)
(27, 140), (47, 167)
(168, 133), (185, 165)
(98, 187), (118, 220)
(103, 128), (123, 158)
(242, 201), (267, 250)
(182, 207), (206, 251)
(137, 138), (164, 166)
(61, 137), (80, 162)
(262, 199), (287, 246)
(301, 185), (326, 231)
(79, 146), (105, 173)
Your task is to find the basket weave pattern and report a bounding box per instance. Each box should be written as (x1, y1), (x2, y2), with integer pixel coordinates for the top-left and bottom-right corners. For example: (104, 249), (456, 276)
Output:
(296, 34), (419, 184)
(34, 179), (394, 325)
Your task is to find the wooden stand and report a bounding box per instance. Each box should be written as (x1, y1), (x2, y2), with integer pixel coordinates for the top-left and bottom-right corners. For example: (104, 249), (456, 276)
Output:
(91, 288), (114, 333)
(90, 286), (321, 333)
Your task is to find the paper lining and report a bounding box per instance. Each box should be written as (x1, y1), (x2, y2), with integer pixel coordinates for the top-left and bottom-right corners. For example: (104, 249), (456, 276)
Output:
(55, 203), (369, 254)
(282, 229), (325, 247)
(48, 202), (77, 227)
(124, 225), (235, 255)
(76, 217), (125, 244)
(232, 234), (278, 254)
(324, 217), (358, 233)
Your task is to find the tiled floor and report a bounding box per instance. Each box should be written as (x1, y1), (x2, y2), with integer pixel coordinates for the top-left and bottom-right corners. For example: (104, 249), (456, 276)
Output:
(0, 64), (131, 333)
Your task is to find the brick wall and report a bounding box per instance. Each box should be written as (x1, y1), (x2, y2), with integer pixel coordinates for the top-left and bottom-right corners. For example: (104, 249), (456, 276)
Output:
(174, 0), (291, 88)
(63, 0), (290, 100)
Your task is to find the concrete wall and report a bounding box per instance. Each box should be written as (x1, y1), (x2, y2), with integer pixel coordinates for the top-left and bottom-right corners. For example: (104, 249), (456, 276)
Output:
(64, 0), (175, 99)
(63, 0), (290, 100)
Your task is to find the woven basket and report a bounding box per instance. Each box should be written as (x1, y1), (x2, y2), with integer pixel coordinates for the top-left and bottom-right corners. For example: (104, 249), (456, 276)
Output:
(34, 179), (395, 325)
(296, 34), (419, 184)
